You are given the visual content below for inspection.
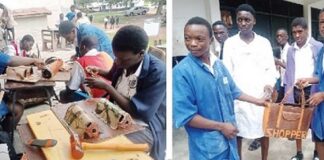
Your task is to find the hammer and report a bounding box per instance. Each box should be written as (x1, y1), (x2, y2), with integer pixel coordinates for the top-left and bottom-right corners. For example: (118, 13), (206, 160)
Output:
(62, 120), (149, 159)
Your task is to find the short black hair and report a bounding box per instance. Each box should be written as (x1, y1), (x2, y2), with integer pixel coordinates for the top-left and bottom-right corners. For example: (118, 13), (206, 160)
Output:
(59, 20), (75, 35)
(80, 36), (97, 50)
(291, 17), (308, 29)
(236, 4), (256, 18)
(276, 28), (288, 34)
(185, 17), (212, 38)
(212, 21), (226, 28)
(112, 25), (148, 54)
(77, 12), (82, 18)
(21, 34), (34, 43)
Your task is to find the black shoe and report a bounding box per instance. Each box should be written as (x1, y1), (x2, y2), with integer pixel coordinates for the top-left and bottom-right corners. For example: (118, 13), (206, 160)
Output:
(291, 153), (303, 160)
(248, 139), (261, 151)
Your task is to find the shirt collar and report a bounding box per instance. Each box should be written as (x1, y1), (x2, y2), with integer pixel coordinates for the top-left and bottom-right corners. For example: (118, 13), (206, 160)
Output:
(134, 59), (144, 77)
(84, 48), (99, 56)
(293, 37), (311, 49)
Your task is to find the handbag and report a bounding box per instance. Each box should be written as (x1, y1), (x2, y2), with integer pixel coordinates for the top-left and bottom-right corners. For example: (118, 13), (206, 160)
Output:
(263, 87), (314, 139)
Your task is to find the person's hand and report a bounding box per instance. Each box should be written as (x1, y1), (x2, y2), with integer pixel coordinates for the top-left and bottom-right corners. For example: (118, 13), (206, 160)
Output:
(84, 77), (109, 90)
(70, 54), (78, 61)
(255, 97), (268, 107)
(85, 66), (100, 77)
(307, 92), (324, 106)
(220, 123), (239, 139)
(263, 85), (273, 100)
(296, 78), (309, 89)
(33, 58), (45, 69)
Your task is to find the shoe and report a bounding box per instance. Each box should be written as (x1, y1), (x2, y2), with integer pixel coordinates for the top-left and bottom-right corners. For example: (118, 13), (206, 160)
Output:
(313, 154), (319, 160)
(291, 153), (303, 160)
(248, 139), (261, 151)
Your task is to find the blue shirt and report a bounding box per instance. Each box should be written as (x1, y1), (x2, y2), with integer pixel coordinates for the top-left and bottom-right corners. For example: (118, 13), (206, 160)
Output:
(312, 47), (324, 140)
(108, 54), (165, 160)
(66, 12), (75, 21)
(0, 53), (11, 117)
(173, 53), (242, 160)
(77, 24), (114, 59)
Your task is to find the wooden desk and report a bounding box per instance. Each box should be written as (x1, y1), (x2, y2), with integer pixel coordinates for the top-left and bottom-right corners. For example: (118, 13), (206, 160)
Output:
(17, 110), (152, 160)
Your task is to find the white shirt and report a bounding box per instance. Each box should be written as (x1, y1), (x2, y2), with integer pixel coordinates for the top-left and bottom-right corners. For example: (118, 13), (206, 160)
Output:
(67, 49), (99, 90)
(76, 16), (91, 28)
(279, 43), (290, 86)
(293, 38), (314, 83)
(203, 52), (217, 75)
(223, 32), (278, 138)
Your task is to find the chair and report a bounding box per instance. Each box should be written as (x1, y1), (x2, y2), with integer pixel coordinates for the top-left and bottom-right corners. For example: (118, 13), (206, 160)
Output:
(148, 46), (166, 62)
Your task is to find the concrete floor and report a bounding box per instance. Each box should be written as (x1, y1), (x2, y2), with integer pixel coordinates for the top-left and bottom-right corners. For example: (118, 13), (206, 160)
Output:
(173, 128), (316, 160)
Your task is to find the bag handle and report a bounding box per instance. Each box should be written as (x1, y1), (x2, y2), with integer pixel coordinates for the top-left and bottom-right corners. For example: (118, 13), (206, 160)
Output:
(276, 86), (306, 130)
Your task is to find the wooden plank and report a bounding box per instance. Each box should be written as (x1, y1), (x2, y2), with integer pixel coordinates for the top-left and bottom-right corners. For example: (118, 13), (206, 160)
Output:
(26, 110), (152, 160)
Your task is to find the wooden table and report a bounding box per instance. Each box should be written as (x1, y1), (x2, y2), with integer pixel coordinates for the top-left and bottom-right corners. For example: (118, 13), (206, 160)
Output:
(17, 110), (152, 160)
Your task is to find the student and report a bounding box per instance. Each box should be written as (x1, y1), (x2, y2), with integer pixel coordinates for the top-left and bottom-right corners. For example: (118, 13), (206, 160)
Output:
(85, 25), (166, 160)
(59, 20), (114, 59)
(0, 54), (44, 132)
(59, 36), (113, 103)
(284, 17), (323, 160)
(222, 4), (278, 160)
(173, 16), (267, 160)
(66, 5), (77, 22)
(75, 12), (90, 28)
(4, 34), (34, 57)
(212, 20), (229, 60)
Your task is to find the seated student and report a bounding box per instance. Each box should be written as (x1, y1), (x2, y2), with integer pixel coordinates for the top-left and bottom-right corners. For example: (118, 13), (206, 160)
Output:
(59, 36), (113, 103)
(0, 54), (43, 132)
(4, 34), (34, 57)
(59, 21), (114, 59)
(85, 25), (166, 160)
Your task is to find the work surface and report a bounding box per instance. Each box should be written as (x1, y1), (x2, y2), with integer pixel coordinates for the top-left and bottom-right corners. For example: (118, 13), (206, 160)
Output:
(18, 110), (152, 160)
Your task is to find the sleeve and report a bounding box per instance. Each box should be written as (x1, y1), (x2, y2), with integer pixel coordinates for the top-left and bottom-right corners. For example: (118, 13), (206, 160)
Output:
(263, 39), (279, 86)
(172, 67), (197, 128)
(0, 53), (11, 74)
(130, 64), (166, 123)
(67, 62), (85, 90)
(314, 47), (324, 78)
(222, 38), (234, 75)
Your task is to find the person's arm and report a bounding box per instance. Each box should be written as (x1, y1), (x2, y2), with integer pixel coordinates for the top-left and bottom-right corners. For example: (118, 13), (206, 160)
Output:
(8, 56), (44, 67)
(237, 93), (266, 106)
(188, 115), (238, 139)
(274, 58), (286, 68)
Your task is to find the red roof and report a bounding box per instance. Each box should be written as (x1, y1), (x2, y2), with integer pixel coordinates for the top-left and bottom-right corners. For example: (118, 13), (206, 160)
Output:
(13, 7), (51, 18)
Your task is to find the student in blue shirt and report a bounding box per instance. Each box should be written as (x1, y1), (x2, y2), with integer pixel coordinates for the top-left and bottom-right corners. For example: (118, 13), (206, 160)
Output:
(59, 21), (114, 59)
(84, 25), (165, 160)
(296, 9), (324, 160)
(173, 17), (267, 160)
(66, 5), (76, 21)
(0, 53), (43, 132)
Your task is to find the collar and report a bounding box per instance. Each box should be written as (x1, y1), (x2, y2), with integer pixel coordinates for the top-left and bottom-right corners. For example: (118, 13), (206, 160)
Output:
(84, 48), (99, 56)
(134, 59), (143, 77)
(138, 53), (150, 79)
(293, 37), (311, 49)
(188, 51), (216, 68)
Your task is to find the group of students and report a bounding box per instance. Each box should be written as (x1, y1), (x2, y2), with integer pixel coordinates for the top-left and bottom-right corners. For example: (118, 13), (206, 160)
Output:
(0, 6), (166, 160)
(104, 15), (120, 30)
(173, 3), (324, 160)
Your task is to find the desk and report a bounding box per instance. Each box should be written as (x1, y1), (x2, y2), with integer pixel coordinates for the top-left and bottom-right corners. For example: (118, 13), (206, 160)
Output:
(5, 80), (58, 142)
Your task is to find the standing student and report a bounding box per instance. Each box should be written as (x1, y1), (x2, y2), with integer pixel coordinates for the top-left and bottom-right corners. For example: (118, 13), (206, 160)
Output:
(212, 20), (229, 60)
(222, 4), (278, 160)
(173, 16), (268, 160)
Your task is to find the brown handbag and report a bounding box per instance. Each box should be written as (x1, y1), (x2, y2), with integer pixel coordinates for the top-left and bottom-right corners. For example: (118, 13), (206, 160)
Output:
(263, 87), (314, 139)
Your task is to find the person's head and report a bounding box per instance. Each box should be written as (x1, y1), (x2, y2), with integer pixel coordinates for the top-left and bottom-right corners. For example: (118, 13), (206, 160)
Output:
(59, 21), (76, 43)
(76, 12), (82, 19)
(236, 4), (256, 35)
(276, 28), (288, 47)
(112, 25), (148, 69)
(319, 8), (324, 37)
(70, 5), (76, 12)
(20, 34), (35, 51)
(79, 36), (98, 57)
(212, 21), (228, 44)
(291, 17), (308, 47)
(184, 17), (213, 58)
(0, 3), (4, 9)
(59, 13), (64, 20)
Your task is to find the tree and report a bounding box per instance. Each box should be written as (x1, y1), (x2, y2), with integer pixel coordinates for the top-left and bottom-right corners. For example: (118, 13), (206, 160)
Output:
(145, 0), (166, 15)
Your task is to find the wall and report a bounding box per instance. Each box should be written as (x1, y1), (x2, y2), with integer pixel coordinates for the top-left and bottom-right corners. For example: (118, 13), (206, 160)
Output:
(173, 0), (220, 56)
(0, 0), (74, 28)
